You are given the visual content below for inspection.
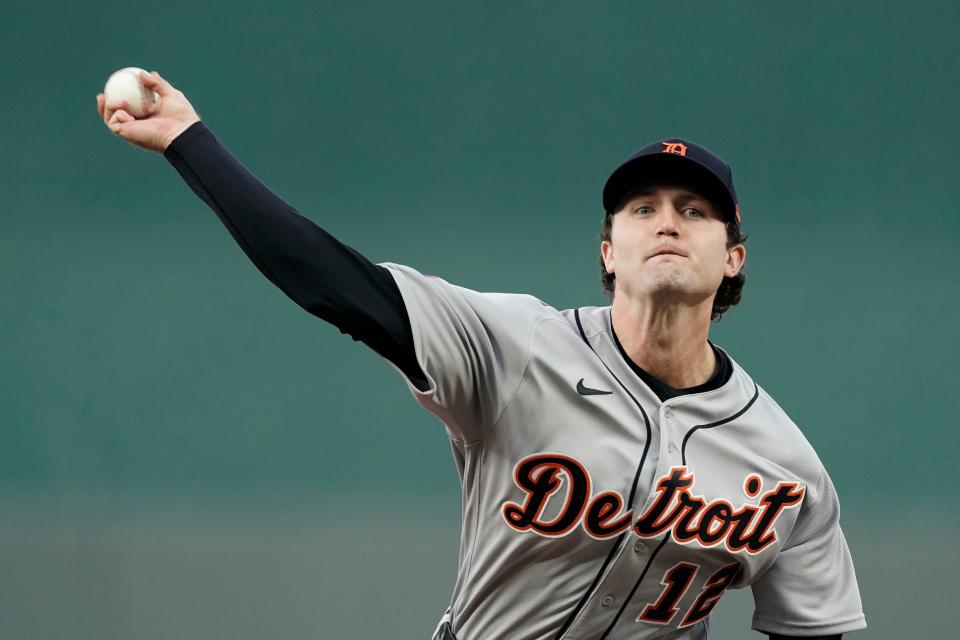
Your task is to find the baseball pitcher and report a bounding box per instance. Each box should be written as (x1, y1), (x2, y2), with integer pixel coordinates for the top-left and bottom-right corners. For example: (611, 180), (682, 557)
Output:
(97, 71), (865, 640)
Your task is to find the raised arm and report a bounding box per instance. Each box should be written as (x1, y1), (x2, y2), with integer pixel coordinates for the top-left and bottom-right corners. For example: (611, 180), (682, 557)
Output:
(96, 71), (427, 389)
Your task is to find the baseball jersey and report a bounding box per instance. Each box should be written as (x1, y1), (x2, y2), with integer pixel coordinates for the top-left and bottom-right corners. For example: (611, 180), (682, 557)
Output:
(380, 263), (866, 640)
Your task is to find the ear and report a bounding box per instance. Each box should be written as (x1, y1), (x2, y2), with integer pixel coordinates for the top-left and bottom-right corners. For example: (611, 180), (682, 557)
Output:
(724, 243), (746, 278)
(600, 239), (615, 274)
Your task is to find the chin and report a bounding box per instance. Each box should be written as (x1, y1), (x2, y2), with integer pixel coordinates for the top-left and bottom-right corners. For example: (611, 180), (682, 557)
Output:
(643, 268), (690, 293)
(629, 271), (715, 306)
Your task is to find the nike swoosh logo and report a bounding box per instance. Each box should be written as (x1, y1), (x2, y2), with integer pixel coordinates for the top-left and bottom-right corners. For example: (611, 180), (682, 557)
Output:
(576, 378), (612, 396)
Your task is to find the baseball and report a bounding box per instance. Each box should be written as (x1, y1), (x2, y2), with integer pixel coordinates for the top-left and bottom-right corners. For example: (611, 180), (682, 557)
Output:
(103, 67), (158, 118)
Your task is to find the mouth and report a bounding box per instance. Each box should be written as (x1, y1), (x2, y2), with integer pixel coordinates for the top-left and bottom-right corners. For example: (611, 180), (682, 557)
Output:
(648, 247), (688, 259)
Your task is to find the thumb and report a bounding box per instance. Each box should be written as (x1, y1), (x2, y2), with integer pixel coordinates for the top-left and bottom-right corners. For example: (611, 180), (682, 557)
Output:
(139, 70), (175, 96)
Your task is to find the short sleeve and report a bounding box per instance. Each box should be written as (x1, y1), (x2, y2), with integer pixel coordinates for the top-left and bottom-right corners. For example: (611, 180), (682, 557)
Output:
(751, 467), (867, 636)
(378, 263), (552, 442)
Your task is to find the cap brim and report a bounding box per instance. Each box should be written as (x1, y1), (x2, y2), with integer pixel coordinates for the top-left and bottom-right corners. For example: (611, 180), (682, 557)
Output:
(602, 153), (736, 223)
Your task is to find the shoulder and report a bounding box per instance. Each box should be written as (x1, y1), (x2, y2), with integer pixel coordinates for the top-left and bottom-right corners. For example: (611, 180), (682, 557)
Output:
(379, 261), (565, 322)
(723, 351), (828, 483)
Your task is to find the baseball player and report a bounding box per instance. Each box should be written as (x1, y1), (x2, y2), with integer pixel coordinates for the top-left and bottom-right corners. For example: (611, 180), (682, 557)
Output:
(98, 71), (865, 639)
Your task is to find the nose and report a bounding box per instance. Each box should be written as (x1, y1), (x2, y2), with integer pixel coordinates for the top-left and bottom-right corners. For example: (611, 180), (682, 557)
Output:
(655, 207), (681, 238)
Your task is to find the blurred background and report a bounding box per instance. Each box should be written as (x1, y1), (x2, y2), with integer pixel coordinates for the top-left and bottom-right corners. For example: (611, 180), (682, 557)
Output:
(3, 1), (958, 638)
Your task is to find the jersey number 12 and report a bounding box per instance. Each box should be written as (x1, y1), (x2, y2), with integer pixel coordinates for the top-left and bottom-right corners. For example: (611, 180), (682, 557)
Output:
(638, 561), (739, 627)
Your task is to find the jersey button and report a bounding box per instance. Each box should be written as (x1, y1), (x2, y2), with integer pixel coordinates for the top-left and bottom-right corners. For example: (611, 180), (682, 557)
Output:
(664, 407), (674, 419)
(600, 595), (615, 607)
(633, 540), (646, 553)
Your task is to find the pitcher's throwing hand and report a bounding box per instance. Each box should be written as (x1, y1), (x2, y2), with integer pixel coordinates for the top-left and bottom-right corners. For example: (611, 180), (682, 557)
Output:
(96, 70), (201, 153)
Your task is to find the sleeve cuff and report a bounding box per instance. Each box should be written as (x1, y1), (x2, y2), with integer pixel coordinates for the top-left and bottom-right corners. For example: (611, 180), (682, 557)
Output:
(753, 613), (866, 637)
(163, 121), (210, 163)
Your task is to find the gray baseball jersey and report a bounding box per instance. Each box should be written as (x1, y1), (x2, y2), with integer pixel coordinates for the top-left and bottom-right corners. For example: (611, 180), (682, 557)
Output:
(378, 262), (866, 640)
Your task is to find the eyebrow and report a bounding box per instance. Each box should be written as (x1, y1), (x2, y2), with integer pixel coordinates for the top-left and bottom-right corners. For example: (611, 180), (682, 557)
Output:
(629, 189), (709, 203)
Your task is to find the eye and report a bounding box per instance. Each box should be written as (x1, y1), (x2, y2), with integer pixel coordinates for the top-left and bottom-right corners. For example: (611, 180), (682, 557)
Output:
(684, 207), (704, 218)
(633, 206), (653, 215)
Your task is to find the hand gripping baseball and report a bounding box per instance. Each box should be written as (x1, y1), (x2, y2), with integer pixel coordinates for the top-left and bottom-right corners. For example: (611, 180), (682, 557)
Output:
(96, 70), (201, 153)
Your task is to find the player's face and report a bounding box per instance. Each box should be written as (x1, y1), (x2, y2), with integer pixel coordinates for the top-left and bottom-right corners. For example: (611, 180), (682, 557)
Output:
(600, 185), (745, 306)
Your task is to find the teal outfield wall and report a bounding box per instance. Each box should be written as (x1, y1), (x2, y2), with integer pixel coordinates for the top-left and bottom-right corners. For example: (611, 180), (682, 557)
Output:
(3, 2), (958, 638)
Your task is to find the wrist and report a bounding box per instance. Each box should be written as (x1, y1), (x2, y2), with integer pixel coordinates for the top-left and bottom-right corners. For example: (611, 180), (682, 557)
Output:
(162, 118), (202, 151)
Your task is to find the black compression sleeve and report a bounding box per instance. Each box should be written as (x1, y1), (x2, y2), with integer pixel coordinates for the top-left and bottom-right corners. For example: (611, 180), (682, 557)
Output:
(162, 121), (427, 390)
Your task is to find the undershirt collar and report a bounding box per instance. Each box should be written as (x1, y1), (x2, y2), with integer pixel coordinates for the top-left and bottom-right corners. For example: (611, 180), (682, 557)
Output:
(610, 327), (733, 402)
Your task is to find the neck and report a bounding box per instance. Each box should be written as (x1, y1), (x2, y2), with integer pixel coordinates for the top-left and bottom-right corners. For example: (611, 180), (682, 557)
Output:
(610, 292), (716, 389)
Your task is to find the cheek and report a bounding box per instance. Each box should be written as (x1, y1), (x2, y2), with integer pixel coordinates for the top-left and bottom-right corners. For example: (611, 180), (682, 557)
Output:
(682, 232), (728, 279)
(706, 243), (733, 281)
(616, 242), (642, 264)
(606, 225), (641, 269)
(611, 244), (647, 279)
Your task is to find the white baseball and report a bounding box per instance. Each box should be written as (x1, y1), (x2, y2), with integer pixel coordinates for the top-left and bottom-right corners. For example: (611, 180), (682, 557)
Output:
(103, 67), (159, 118)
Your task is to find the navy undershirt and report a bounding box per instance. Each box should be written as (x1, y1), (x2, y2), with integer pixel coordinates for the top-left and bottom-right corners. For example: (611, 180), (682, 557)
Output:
(163, 121), (430, 391)
(611, 327), (732, 401)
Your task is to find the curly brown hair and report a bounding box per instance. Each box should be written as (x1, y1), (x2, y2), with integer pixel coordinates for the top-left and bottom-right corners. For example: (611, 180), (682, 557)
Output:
(598, 209), (748, 322)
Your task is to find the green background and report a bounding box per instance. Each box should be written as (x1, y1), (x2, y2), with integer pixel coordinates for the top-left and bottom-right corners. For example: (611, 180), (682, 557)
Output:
(3, 1), (957, 637)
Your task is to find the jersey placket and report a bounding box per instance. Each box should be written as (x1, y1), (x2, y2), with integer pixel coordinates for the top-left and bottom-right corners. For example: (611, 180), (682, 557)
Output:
(561, 403), (687, 640)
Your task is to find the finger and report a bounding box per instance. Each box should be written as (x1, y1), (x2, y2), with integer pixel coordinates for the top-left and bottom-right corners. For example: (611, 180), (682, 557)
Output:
(108, 109), (132, 126)
(103, 98), (128, 124)
(109, 117), (139, 138)
(96, 93), (105, 118)
(139, 70), (175, 96)
(105, 98), (128, 112)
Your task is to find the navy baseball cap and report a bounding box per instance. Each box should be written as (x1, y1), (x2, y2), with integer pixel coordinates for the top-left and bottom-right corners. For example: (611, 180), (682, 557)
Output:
(602, 138), (741, 226)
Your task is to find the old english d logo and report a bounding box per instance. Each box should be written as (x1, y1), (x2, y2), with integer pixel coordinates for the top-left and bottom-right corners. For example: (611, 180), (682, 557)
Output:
(661, 141), (688, 156)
